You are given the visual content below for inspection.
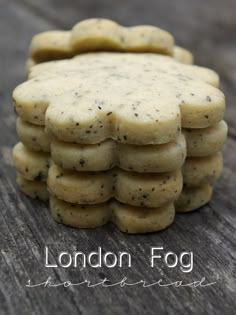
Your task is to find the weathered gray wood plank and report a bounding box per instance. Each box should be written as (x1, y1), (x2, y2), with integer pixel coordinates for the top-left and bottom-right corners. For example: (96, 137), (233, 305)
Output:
(0, 0), (235, 314)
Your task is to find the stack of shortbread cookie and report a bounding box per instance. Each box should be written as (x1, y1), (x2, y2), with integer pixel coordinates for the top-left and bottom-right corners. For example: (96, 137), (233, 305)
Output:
(12, 19), (227, 233)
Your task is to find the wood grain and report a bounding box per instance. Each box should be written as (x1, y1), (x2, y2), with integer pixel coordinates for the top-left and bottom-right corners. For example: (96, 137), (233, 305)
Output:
(0, 0), (235, 314)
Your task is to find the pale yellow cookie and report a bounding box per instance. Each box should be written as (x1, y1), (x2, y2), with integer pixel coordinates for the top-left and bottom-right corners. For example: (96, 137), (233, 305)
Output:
(183, 120), (227, 157)
(26, 45), (192, 73)
(72, 19), (174, 54)
(16, 117), (51, 152)
(28, 53), (219, 86)
(47, 164), (183, 207)
(13, 142), (50, 181)
(51, 134), (186, 172)
(27, 19), (194, 69)
(173, 46), (194, 64)
(13, 53), (223, 145)
(16, 116), (227, 163)
(110, 200), (175, 233)
(29, 19), (174, 63)
(50, 195), (175, 233)
(16, 173), (49, 201)
(30, 31), (73, 63)
(183, 152), (223, 187)
(50, 195), (110, 228)
(16, 116), (187, 172)
(25, 58), (36, 75)
(175, 183), (212, 212)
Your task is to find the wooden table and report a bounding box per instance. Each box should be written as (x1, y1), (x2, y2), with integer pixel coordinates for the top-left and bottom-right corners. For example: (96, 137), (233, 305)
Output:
(0, 0), (235, 314)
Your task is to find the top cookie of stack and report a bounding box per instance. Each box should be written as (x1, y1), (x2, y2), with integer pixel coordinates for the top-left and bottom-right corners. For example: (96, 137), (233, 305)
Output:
(26, 18), (193, 70)
(13, 19), (227, 233)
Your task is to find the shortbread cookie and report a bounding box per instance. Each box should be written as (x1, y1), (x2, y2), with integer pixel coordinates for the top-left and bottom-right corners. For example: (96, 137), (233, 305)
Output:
(26, 44), (192, 74)
(183, 152), (223, 187)
(16, 117), (51, 152)
(183, 120), (227, 157)
(16, 117), (187, 171)
(47, 164), (183, 207)
(14, 53), (224, 145)
(71, 19), (174, 54)
(25, 58), (36, 74)
(50, 195), (175, 233)
(27, 47), (192, 73)
(16, 116), (227, 161)
(12, 141), (222, 192)
(110, 200), (175, 233)
(175, 183), (212, 212)
(28, 52), (219, 86)
(28, 19), (192, 67)
(16, 173), (49, 201)
(13, 142), (50, 181)
(173, 46), (193, 64)
(29, 19), (174, 64)
(51, 122), (226, 170)
(50, 195), (110, 228)
(51, 134), (186, 172)
(30, 31), (74, 63)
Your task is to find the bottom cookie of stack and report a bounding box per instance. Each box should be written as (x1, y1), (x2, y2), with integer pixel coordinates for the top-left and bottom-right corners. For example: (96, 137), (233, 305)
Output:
(175, 183), (212, 213)
(46, 161), (182, 233)
(50, 196), (175, 234)
(16, 173), (49, 201)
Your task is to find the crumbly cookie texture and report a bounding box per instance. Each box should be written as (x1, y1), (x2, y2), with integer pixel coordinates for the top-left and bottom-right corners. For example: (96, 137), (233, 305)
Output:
(183, 152), (223, 187)
(50, 195), (175, 233)
(183, 121), (228, 157)
(13, 142), (50, 181)
(175, 183), (212, 212)
(16, 117), (51, 152)
(51, 134), (186, 173)
(29, 19), (174, 64)
(13, 53), (224, 145)
(16, 173), (49, 201)
(47, 163), (183, 207)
